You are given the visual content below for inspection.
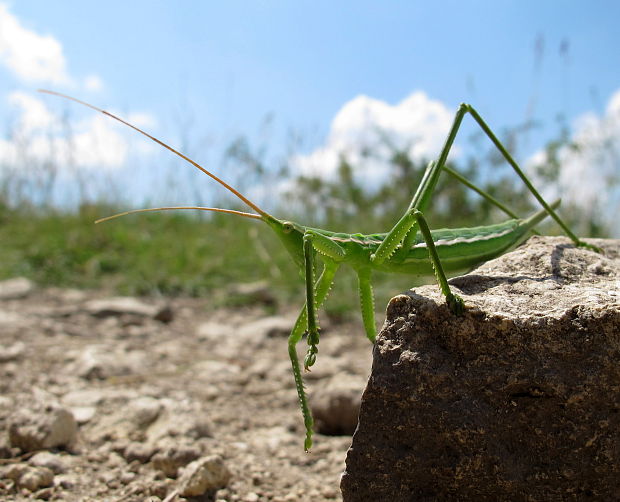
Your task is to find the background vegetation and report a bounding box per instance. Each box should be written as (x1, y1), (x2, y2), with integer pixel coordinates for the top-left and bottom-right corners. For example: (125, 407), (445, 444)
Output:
(0, 119), (614, 318)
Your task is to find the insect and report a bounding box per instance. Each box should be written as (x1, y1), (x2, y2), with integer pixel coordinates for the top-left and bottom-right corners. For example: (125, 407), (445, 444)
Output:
(40, 90), (599, 451)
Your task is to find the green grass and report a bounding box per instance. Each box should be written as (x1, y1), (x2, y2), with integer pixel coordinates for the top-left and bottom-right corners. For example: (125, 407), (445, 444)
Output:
(0, 206), (287, 294)
(0, 204), (429, 318)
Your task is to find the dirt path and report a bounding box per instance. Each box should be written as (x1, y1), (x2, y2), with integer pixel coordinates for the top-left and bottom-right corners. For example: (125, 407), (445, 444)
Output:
(0, 280), (373, 501)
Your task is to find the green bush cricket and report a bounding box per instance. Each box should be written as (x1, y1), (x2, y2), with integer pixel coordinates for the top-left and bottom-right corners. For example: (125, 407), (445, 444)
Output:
(40, 90), (599, 451)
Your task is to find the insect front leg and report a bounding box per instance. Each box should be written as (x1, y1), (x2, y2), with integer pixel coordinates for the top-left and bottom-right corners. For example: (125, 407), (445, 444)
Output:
(288, 251), (341, 452)
(302, 231), (346, 370)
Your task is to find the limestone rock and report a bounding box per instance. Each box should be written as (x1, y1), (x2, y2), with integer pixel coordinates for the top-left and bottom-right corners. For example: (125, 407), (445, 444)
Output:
(227, 281), (276, 306)
(0, 277), (34, 300)
(83, 296), (170, 321)
(341, 237), (620, 501)
(123, 441), (156, 463)
(310, 372), (365, 436)
(0, 341), (25, 362)
(28, 451), (68, 474)
(71, 345), (147, 380)
(177, 455), (231, 497)
(1, 463), (54, 492)
(236, 315), (296, 339)
(151, 442), (202, 478)
(8, 404), (77, 452)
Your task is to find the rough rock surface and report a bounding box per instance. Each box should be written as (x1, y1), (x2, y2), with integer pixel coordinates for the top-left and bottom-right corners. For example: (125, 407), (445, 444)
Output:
(341, 236), (620, 501)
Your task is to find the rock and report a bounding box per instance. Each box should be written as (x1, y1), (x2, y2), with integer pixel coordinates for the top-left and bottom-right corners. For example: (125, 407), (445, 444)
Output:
(33, 487), (54, 500)
(154, 305), (174, 323)
(19, 467), (54, 491)
(1, 463), (54, 491)
(310, 373), (365, 435)
(123, 441), (157, 463)
(0, 309), (26, 326)
(236, 315), (295, 339)
(196, 320), (233, 342)
(8, 404), (77, 452)
(72, 345), (147, 379)
(0, 277), (34, 300)
(341, 237), (620, 501)
(191, 359), (241, 383)
(83, 296), (170, 321)
(145, 401), (213, 443)
(61, 388), (107, 407)
(151, 442), (202, 478)
(228, 281), (276, 306)
(61, 389), (104, 424)
(128, 396), (162, 427)
(1, 462), (29, 482)
(28, 451), (67, 474)
(0, 341), (25, 362)
(69, 406), (96, 424)
(248, 426), (296, 452)
(177, 455), (231, 497)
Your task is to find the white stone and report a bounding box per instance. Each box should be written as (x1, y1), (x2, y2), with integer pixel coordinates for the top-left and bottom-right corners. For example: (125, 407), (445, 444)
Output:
(177, 455), (231, 497)
(0, 277), (34, 300)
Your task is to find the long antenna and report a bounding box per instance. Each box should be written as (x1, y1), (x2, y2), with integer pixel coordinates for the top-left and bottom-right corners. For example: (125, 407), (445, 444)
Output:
(38, 89), (269, 217)
(95, 206), (262, 224)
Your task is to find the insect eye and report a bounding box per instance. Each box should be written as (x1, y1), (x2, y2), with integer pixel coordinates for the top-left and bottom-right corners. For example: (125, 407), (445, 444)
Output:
(283, 222), (294, 234)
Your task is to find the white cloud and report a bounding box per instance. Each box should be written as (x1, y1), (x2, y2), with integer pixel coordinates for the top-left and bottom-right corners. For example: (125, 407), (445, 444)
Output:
(83, 74), (104, 92)
(7, 90), (55, 133)
(0, 91), (136, 171)
(0, 4), (106, 92)
(0, 4), (72, 85)
(528, 88), (620, 234)
(291, 91), (456, 185)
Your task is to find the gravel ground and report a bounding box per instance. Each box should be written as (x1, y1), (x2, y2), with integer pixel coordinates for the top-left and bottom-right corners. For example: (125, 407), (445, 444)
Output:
(0, 279), (373, 501)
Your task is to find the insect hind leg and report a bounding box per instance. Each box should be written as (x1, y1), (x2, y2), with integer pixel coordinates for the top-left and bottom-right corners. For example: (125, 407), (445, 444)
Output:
(463, 104), (599, 252)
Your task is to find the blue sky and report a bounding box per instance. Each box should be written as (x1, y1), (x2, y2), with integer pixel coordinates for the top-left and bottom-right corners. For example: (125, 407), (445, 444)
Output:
(0, 1), (619, 231)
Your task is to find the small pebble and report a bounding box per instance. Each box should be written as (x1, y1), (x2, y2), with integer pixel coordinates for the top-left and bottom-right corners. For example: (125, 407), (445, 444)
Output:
(177, 455), (231, 497)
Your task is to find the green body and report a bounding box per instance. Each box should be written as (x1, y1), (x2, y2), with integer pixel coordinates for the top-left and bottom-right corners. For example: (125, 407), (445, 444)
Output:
(275, 217), (538, 278)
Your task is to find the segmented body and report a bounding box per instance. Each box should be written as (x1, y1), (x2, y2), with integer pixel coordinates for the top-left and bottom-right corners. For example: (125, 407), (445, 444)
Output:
(305, 216), (535, 278)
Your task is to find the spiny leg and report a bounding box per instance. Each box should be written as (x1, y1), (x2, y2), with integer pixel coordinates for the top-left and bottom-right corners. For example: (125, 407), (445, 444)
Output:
(303, 235), (319, 370)
(421, 104), (596, 250)
(357, 268), (377, 343)
(290, 232), (345, 451)
(385, 103), (597, 265)
(301, 230), (346, 370)
(288, 260), (338, 452)
(412, 209), (464, 314)
(441, 165), (526, 222)
(389, 163), (540, 264)
(463, 105), (594, 248)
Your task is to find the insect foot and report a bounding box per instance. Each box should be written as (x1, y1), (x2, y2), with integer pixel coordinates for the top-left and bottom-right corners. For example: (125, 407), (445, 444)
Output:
(303, 328), (320, 370)
(576, 240), (603, 254)
(447, 293), (465, 316)
(304, 344), (318, 371)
